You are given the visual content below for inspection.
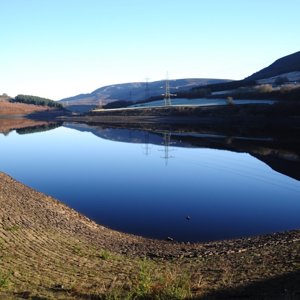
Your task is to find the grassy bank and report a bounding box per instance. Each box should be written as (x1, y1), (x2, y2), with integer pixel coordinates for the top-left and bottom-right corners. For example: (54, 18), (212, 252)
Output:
(0, 172), (300, 299)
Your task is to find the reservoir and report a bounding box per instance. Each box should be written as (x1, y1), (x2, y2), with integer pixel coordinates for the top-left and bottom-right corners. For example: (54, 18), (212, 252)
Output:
(1, 121), (300, 242)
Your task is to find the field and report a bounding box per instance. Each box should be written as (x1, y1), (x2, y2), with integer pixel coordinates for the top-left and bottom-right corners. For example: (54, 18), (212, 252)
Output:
(129, 98), (274, 108)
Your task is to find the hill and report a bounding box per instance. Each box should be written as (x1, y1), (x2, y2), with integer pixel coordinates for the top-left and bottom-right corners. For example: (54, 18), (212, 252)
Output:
(182, 51), (300, 100)
(59, 78), (230, 106)
(246, 51), (300, 81)
(59, 51), (300, 108)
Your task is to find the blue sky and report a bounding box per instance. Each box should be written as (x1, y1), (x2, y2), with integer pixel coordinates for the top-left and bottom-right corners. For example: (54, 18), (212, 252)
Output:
(1, 0), (300, 100)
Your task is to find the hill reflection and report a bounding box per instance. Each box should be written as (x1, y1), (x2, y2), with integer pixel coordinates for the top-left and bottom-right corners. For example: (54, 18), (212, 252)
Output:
(65, 122), (300, 181)
(0, 118), (62, 135)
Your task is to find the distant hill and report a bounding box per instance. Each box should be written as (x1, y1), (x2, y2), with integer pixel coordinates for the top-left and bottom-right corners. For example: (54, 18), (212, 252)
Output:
(246, 51), (300, 81)
(60, 50), (300, 106)
(184, 50), (300, 101)
(59, 78), (230, 106)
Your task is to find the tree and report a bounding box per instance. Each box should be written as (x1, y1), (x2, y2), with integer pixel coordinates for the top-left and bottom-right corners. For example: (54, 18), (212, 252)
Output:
(12, 94), (63, 108)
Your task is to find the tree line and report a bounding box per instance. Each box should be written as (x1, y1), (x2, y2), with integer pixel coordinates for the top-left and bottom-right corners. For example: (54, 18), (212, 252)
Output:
(10, 94), (63, 108)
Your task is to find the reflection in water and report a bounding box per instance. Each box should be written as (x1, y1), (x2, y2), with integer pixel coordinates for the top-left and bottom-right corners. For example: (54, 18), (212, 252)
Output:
(65, 122), (300, 181)
(0, 118), (62, 135)
(160, 132), (173, 166)
(142, 132), (151, 156)
(1, 120), (300, 242)
(16, 122), (63, 135)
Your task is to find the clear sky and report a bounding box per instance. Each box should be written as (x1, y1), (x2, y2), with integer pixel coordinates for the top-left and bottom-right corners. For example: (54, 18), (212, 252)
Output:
(1, 0), (300, 100)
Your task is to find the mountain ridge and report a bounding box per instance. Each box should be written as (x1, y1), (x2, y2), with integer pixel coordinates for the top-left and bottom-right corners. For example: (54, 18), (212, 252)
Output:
(246, 50), (300, 81)
(59, 78), (231, 106)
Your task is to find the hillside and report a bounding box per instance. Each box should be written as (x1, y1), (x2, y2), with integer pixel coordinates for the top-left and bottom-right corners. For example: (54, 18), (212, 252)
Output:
(180, 51), (300, 101)
(0, 99), (54, 115)
(59, 78), (230, 106)
(246, 51), (300, 81)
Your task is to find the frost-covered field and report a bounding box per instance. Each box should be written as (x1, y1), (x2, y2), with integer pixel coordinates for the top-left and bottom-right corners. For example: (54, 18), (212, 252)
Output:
(130, 98), (275, 108)
(258, 71), (300, 84)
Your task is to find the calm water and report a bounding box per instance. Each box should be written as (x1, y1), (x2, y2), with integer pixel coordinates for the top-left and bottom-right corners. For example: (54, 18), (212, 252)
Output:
(1, 122), (300, 242)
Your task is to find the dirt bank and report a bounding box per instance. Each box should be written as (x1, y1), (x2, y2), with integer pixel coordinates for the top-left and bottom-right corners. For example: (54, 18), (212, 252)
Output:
(0, 172), (299, 299)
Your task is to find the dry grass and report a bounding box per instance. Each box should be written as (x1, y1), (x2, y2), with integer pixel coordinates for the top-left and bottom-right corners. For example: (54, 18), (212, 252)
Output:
(0, 226), (192, 299)
(0, 100), (50, 115)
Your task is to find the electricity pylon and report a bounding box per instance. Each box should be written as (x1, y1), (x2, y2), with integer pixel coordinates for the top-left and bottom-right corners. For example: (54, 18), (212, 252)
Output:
(163, 73), (176, 106)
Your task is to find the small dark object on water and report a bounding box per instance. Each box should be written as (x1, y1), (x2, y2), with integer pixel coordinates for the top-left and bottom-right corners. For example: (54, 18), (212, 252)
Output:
(53, 284), (64, 290)
(186, 216), (191, 220)
(166, 236), (174, 241)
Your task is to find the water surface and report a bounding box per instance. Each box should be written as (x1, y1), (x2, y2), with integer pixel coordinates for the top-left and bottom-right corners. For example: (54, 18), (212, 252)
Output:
(1, 122), (299, 242)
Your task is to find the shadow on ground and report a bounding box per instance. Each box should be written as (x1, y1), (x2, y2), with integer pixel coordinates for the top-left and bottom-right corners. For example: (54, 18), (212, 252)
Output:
(192, 270), (300, 300)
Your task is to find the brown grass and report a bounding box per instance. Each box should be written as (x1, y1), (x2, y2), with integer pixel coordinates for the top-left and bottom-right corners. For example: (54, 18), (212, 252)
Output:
(0, 100), (51, 115)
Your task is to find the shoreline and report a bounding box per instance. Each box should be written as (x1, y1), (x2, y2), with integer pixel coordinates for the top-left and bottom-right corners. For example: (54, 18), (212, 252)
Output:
(1, 171), (299, 257)
(58, 103), (300, 133)
(1, 172), (300, 298)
